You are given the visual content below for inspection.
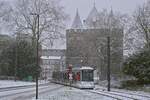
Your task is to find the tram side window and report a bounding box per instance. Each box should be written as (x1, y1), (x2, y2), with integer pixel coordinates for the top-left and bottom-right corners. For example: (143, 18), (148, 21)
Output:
(82, 70), (93, 81)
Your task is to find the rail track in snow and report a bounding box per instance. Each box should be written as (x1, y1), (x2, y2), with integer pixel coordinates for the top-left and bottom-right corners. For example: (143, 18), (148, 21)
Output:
(89, 87), (150, 100)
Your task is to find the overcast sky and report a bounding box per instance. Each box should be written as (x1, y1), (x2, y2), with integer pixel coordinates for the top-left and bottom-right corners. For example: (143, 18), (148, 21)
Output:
(61, 0), (147, 26)
(3, 0), (148, 49)
(5, 0), (147, 26)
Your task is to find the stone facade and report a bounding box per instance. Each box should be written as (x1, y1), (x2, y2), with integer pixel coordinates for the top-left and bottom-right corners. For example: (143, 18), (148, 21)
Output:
(66, 28), (123, 80)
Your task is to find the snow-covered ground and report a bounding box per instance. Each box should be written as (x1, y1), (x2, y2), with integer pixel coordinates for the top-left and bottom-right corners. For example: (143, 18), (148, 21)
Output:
(1, 83), (112, 100)
(95, 85), (150, 100)
(97, 79), (150, 95)
(32, 87), (113, 100)
(0, 83), (62, 100)
(98, 79), (122, 88)
(0, 80), (48, 88)
(95, 85), (150, 95)
(30, 83), (150, 100)
(1, 80), (150, 100)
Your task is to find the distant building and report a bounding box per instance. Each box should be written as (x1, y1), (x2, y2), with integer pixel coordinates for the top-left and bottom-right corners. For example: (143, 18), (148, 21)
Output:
(40, 49), (65, 79)
(16, 33), (32, 42)
(66, 5), (123, 80)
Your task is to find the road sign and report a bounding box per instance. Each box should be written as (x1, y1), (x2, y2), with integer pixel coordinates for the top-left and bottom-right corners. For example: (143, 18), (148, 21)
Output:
(69, 73), (73, 80)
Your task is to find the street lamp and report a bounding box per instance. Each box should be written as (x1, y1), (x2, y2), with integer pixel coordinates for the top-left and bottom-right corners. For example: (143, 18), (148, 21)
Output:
(30, 13), (40, 99)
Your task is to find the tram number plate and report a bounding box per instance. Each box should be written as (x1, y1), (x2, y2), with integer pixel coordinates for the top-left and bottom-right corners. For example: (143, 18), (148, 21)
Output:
(69, 73), (73, 80)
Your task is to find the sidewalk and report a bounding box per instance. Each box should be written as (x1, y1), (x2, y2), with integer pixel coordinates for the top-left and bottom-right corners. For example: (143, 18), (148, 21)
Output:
(0, 80), (49, 88)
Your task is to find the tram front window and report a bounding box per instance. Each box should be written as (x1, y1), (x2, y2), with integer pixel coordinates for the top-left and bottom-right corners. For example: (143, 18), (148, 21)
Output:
(82, 70), (93, 81)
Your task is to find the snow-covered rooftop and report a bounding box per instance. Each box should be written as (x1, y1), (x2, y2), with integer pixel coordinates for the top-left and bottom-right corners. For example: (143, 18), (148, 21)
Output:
(86, 5), (99, 23)
(81, 66), (94, 70)
(40, 56), (61, 60)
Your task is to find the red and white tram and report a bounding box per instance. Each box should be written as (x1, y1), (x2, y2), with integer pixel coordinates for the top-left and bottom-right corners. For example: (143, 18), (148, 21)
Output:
(52, 66), (95, 89)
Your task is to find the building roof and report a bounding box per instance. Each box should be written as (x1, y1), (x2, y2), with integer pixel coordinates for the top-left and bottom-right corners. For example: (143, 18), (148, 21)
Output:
(85, 5), (99, 25)
(70, 4), (121, 29)
(42, 49), (65, 57)
(80, 66), (94, 70)
(41, 56), (61, 60)
(71, 9), (83, 29)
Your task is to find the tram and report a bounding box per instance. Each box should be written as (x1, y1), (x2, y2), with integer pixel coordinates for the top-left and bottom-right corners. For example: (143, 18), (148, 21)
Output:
(52, 66), (95, 89)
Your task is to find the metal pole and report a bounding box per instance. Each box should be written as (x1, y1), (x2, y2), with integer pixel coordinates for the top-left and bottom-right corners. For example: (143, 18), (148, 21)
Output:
(15, 35), (18, 81)
(36, 14), (39, 99)
(107, 36), (110, 91)
(30, 13), (39, 99)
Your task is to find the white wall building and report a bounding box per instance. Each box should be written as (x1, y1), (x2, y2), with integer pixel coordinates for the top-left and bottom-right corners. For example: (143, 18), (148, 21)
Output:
(40, 49), (66, 80)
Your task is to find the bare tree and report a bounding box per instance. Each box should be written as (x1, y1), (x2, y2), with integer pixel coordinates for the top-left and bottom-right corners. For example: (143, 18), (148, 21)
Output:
(0, 1), (12, 33)
(123, 1), (150, 57)
(131, 1), (150, 49)
(4, 0), (67, 47)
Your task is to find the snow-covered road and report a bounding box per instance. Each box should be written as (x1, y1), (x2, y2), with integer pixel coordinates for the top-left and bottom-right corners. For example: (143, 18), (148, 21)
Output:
(0, 80), (35, 88)
(0, 83), (63, 100)
(31, 86), (114, 100)
(0, 83), (113, 100)
(31, 84), (150, 100)
(0, 80), (150, 100)
(0, 80), (48, 89)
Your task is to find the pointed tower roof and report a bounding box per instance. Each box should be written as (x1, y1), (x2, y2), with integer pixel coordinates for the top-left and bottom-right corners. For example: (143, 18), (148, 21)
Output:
(108, 7), (115, 26)
(108, 8), (121, 28)
(84, 3), (100, 28)
(109, 7), (114, 18)
(71, 9), (83, 29)
(86, 4), (99, 22)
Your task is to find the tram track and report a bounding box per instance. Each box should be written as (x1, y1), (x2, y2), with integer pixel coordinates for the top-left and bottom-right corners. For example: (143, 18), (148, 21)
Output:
(109, 89), (150, 99)
(87, 90), (134, 100)
(94, 87), (150, 100)
(87, 88), (150, 100)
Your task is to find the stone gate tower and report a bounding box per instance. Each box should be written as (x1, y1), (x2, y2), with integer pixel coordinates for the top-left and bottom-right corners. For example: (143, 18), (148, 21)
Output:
(66, 6), (123, 80)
